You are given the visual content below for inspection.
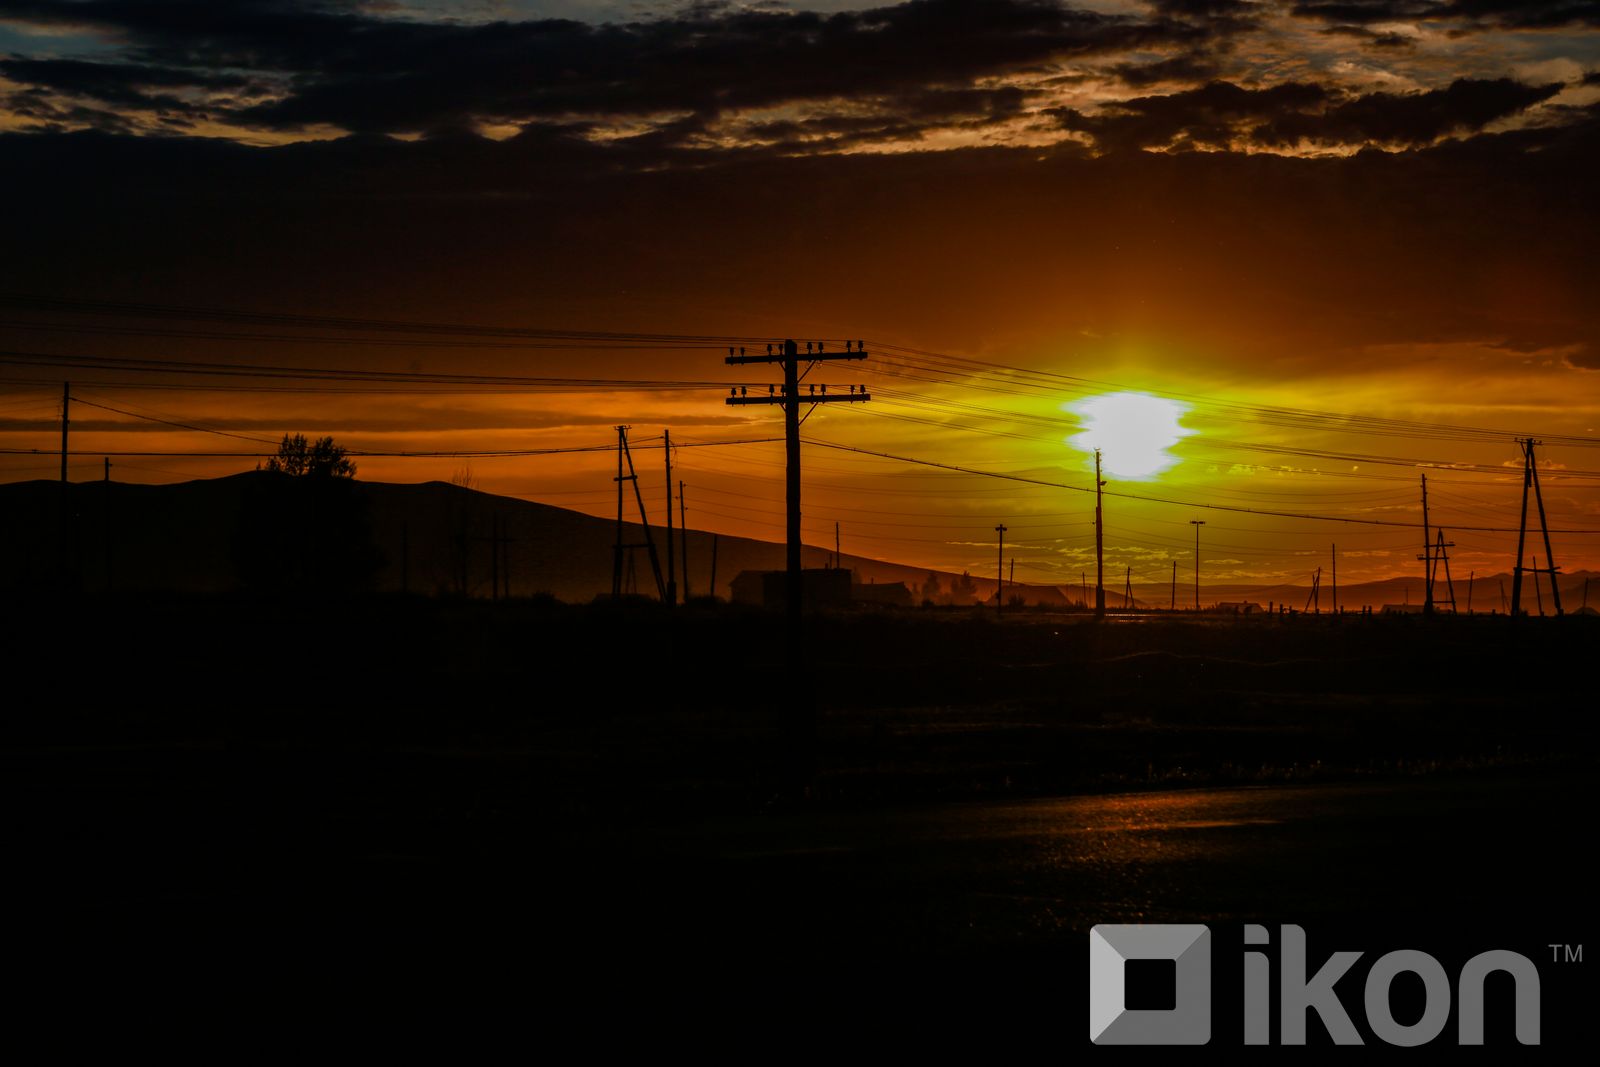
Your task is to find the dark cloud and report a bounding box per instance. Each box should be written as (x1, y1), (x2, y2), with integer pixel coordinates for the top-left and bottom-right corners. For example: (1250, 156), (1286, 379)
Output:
(1109, 53), (1220, 87)
(1319, 24), (1417, 49)
(1055, 77), (1561, 151)
(0, 0), (1211, 138)
(0, 57), (259, 120)
(1053, 80), (1330, 151)
(1290, 1), (1600, 29)
(1254, 78), (1563, 148)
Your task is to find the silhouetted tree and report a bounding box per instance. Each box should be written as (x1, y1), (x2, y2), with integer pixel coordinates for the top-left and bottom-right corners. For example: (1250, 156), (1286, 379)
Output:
(235, 437), (380, 592)
(953, 570), (976, 602)
(265, 433), (355, 478)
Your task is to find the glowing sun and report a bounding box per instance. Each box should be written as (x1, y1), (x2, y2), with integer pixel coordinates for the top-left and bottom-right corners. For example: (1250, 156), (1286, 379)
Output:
(1068, 392), (1191, 479)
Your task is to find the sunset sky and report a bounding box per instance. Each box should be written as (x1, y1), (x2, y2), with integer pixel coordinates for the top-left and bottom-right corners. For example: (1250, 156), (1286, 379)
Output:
(2, 0), (1598, 590)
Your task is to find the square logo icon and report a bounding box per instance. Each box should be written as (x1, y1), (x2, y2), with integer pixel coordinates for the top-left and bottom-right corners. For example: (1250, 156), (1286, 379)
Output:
(1089, 924), (1211, 1045)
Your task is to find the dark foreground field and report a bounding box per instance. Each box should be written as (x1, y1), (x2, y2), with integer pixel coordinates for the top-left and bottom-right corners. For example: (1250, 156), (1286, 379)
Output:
(4, 596), (1595, 1043)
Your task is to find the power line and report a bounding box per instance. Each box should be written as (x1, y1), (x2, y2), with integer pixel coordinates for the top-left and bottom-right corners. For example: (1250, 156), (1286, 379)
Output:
(802, 437), (1600, 534)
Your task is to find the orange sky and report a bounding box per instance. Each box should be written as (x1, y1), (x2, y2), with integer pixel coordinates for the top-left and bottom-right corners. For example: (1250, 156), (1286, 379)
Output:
(3, 2), (1598, 588)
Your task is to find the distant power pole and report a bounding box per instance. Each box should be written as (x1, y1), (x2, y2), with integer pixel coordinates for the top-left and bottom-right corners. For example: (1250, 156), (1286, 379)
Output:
(1009, 557), (1015, 604)
(1123, 566), (1132, 611)
(995, 523), (1007, 613)
(1170, 560), (1176, 612)
(60, 382), (70, 483)
(611, 426), (666, 600)
(1466, 570), (1474, 614)
(664, 430), (676, 607)
(835, 521), (841, 570)
(1094, 450), (1106, 617)
(1510, 438), (1562, 617)
(1189, 519), (1205, 611)
(1331, 543), (1338, 614)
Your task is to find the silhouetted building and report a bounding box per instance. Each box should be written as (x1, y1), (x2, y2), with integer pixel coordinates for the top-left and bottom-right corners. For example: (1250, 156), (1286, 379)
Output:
(852, 579), (912, 607)
(730, 568), (852, 609)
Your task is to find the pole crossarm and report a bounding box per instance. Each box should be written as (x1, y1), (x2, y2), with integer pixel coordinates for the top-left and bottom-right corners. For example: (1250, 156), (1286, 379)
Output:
(725, 347), (869, 366)
(725, 393), (871, 406)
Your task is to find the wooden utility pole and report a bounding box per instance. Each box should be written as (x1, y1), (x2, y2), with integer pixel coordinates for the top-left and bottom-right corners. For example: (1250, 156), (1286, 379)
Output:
(710, 533), (719, 602)
(679, 479), (689, 600)
(1304, 567), (1321, 613)
(835, 522), (841, 570)
(725, 339), (870, 795)
(1123, 566), (1132, 610)
(664, 429), (676, 607)
(1420, 473), (1433, 616)
(995, 523), (1007, 613)
(1190, 519), (1205, 611)
(1466, 570), (1474, 614)
(60, 382), (69, 483)
(1094, 450), (1106, 617)
(725, 340), (869, 616)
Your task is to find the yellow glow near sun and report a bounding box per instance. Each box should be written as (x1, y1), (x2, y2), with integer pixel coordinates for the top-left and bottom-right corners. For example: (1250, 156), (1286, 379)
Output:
(1067, 392), (1192, 479)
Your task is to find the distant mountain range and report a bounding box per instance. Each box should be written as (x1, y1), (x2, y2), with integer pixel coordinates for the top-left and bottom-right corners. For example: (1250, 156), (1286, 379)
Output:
(2, 474), (1593, 613)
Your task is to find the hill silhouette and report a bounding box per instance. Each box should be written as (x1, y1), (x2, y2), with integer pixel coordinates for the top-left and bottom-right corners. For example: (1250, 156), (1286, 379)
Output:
(4, 473), (1591, 611)
(0, 473), (1002, 602)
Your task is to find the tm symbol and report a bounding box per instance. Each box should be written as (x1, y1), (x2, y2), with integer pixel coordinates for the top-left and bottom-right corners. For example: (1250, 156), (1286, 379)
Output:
(1547, 944), (1583, 963)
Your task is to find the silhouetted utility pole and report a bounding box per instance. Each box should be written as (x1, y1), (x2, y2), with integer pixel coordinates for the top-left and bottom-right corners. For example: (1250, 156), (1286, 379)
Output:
(1304, 567), (1321, 613)
(835, 522), (841, 570)
(1420, 474), (1434, 616)
(1510, 438), (1562, 617)
(1331, 543), (1338, 614)
(725, 339), (870, 795)
(710, 533), (719, 601)
(726, 339), (869, 616)
(1431, 529), (1456, 613)
(482, 514), (512, 600)
(995, 523), (1007, 613)
(1467, 570), (1474, 614)
(611, 425), (665, 600)
(60, 382), (69, 483)
(1123, 566), (1132, 610)
(1190, 519), (1205, 611)
(664, 429), (676, 607)
(1094, 450), (1106, 617)
(1009, 558), (1015, 605)
(1170, 560), (1176, 612)
(102, 458), (112, 592)
(679, 479), (689, 599)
